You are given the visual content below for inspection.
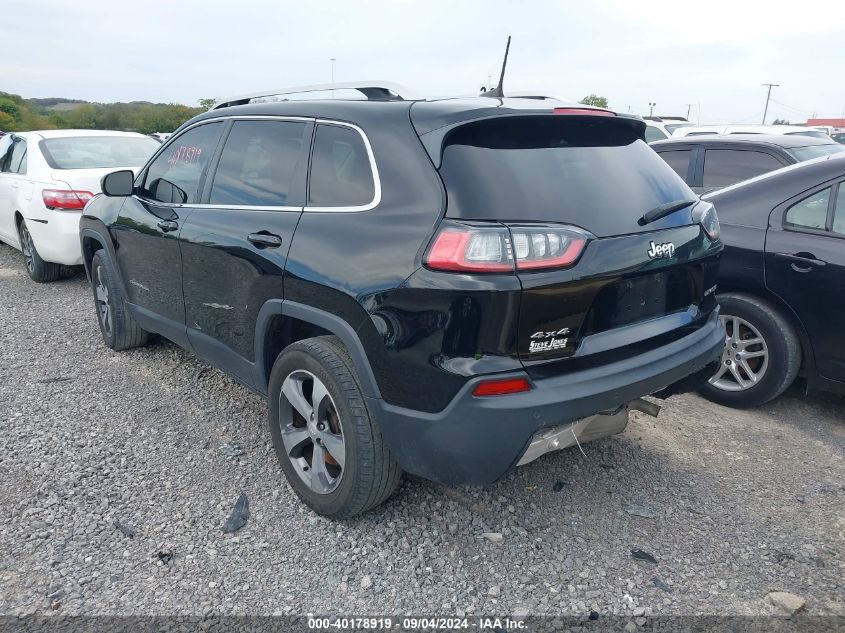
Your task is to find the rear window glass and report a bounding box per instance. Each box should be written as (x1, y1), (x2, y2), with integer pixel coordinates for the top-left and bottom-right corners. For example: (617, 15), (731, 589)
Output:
(438, 116), (694, 236)
(308, 124), (375, 207)
(786, 144), (845, 162)
(40, 136), (160, 169)
(210, 120), (307, 206)
(702, 149), (783, 188)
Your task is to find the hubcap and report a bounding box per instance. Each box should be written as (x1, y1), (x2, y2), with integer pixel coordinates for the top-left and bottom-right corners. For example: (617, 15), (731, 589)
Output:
(95, 265), (112, 337)
(20, 225), (34, 273)
(709, 315), (768, 392)
(279, 370), (345, 494)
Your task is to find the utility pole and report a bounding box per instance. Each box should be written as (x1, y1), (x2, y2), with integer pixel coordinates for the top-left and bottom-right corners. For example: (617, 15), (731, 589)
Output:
(685, 103), (693, 120)
(648, 102), (656, 117)
(761, 83), (779, 124)
(330, 58), (336, 99)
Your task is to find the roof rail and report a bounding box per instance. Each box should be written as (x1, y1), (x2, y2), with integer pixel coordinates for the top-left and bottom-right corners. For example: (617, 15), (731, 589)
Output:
(212, 81), (420, 110)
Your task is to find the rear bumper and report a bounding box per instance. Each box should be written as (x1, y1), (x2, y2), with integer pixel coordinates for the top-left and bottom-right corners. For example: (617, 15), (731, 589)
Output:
(372, 308), (724, 485)
(25, 212), (83, 265)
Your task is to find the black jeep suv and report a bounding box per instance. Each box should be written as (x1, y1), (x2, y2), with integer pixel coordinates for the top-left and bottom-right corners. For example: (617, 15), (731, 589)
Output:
(80, 84), (725, 517)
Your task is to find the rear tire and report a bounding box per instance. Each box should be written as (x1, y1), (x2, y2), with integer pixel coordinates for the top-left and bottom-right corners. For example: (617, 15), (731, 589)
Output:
(18, 220), (62, 283)
(90, 250), (149, 350)
(699, 293), (800, 408)
(268, 336), (401, 518)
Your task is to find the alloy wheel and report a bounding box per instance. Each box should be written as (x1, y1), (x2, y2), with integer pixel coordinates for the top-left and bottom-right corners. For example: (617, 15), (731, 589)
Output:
(709, 315), (769, 392)
(278, 370), (346, 494)
(95, 265), (112, 337)
(19, 225), (35, 274)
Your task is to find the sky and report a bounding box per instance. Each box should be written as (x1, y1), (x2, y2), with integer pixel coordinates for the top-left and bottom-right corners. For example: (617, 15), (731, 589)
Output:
(3, 0), (845, 124)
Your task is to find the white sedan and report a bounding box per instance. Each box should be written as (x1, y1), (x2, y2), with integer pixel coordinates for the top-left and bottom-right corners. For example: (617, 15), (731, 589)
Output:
(0, 130), (159, 282)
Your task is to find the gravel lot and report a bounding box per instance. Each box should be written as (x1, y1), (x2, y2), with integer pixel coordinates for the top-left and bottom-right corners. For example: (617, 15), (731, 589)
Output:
(0, 241), (843, 619)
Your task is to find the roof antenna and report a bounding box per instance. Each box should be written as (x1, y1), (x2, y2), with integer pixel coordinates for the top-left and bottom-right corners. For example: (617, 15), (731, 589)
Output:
(480, 36), (511, 98)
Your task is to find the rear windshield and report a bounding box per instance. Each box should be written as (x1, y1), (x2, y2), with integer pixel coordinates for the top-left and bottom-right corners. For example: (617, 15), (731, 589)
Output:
(787, 144), (845, 162)
(439, 116), (694, 236)
(40, 136), (160, 169)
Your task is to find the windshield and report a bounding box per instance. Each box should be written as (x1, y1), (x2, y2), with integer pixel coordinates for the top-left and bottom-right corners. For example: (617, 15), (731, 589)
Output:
(439, 116), (695, 237)
(40, 136), (160, 169)
(787, 144), (845, 162)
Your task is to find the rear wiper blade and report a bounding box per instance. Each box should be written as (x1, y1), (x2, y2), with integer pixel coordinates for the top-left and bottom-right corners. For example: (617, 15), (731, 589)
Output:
(638, 199), (697, 226)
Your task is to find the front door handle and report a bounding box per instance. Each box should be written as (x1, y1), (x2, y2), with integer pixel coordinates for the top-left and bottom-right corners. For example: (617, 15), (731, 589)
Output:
(248, 232), (283, 248)
(775, 252), (827, 270)
(157, 219), (179, 232)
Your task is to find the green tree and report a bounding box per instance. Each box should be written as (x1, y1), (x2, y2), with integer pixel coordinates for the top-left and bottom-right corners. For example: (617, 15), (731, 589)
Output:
(198, 98), (216, 111)
(772, 118), (791, 125)
(0, 98), (22, 121)
(579, 94), (609, 108)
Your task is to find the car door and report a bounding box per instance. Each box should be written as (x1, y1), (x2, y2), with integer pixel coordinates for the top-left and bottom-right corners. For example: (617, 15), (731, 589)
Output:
(0, 136), (27, 244)
(764, 180), (845, 381)
(113, 121), (224, 345)
(178, 117), (312, 388)
(701, 149), (788, 194)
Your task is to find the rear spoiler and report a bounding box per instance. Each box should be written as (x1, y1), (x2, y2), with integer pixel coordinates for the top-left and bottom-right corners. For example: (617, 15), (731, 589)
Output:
(415, 110), (646, 169)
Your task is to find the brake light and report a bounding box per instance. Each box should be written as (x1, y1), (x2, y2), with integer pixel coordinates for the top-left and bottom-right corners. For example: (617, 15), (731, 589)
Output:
(552, 107), (616, 117)
(42, 189), (94, 211)
(697, 205), (721, 241)
(472, 377), (532, 397)
(425, 221), (592, 273)
(425, 224), (514, 272)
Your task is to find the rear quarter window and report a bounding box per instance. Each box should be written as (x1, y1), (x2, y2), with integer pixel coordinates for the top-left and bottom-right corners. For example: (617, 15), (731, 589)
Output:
(307, 124), (375, 208)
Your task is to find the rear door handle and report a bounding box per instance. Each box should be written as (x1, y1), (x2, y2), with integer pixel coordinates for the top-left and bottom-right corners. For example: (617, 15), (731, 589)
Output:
(157, 219), (179, 232)
(774, 252), (826, 268)
(248, 232), (283, 248)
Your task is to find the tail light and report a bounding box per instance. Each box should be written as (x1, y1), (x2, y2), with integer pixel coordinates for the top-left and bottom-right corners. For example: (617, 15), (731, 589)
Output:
(42, 189), (94, 211)
(425, 221), (591, 273)
(694, 203), (720, 241)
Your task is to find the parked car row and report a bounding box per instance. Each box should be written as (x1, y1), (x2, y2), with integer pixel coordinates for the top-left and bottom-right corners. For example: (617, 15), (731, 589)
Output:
(0, 85), (842, 517)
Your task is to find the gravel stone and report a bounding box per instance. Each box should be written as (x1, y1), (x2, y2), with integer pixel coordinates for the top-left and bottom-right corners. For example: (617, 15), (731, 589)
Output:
(0, 243), (843, 616)
(767, 591), (806, 615)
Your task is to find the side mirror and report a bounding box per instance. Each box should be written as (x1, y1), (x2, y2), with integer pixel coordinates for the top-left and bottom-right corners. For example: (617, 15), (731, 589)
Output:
(101, 169), (134, 197)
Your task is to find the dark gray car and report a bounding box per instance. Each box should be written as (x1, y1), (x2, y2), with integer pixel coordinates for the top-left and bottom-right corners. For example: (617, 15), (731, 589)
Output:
(652, 134), (845, 194)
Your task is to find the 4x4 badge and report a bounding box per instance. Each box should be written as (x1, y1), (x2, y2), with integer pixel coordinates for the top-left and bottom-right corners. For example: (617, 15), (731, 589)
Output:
(647, 241), (675, 259)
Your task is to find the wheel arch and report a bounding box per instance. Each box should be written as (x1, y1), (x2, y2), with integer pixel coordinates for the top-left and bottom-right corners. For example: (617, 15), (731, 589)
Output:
(79, 226), (128, 295)
(254, 300), (382, 401)
(715, 282), (814, 376)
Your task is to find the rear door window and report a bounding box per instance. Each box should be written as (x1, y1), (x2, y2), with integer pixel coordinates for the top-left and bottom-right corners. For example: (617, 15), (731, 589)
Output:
(702, 149), (784, 188)
(307, 124), (375, 208)
(8, 139), (27, 174)
(656, 149), (693, 182)
(140, 122), (222, 204)
(784, 187), (831, 231)
(210, 120), (308, 207)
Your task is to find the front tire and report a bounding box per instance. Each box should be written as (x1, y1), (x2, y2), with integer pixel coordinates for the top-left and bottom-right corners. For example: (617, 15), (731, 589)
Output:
(90, 250), (149, 350)
(268, 336), (401, 518)
(18, 220), (62, 283)
(700, 293), (801, 408)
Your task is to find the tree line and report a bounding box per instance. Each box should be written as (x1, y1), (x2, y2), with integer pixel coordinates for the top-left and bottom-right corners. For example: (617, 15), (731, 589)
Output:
(0, 91), (207, 134)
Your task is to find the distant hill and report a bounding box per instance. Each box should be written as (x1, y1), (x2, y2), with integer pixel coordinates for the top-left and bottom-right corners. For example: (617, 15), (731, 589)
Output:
(0, 91), (205, 134)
